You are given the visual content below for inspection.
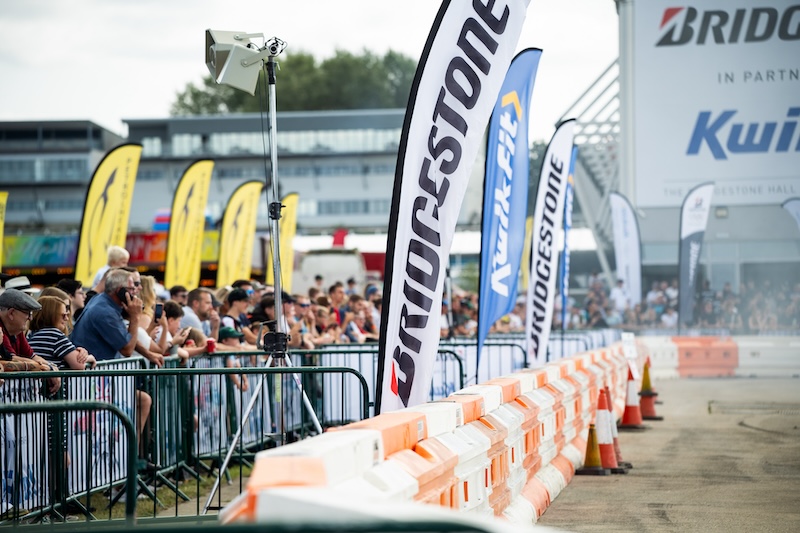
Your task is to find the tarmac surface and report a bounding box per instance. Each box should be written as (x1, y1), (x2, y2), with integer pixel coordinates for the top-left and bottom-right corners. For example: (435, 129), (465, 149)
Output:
(537, 377), (800, 532)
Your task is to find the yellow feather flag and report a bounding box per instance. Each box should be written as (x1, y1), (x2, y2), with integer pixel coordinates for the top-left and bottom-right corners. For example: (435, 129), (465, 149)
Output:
(0, 191), (8, 271)
(74, 144), (142, 287)
(164, 160), (214, 289)
(520, 216), (534, 292)
(217, 180), (264, 288)
(265, 192), (298, 292)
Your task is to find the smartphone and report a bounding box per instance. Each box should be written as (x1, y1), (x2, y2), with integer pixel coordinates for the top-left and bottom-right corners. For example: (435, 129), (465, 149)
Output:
(154, 302), (163, 320)
(116, 287), (129, 303)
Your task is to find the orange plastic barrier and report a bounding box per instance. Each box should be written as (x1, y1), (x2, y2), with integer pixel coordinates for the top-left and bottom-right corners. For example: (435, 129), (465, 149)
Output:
(221, 339), (638, 527)
(673, 336), (739, 377)
(331, 411), (427, 458)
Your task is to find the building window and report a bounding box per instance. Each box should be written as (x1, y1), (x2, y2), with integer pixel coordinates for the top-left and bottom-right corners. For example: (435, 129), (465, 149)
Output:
(7, 200), (38, 211)
(41, 158), (87, 182)
(0, 159), (36, 182)
(138, 169), (164, 181)
(317, 199), (385, 216)
(45, 199), (83, 211)
(172, 134), (202, 157)
(369, 199), (391, 214)
(217, 167), (245, 179)
(142, 137), (162, 157)
(297, 199), (317, 216)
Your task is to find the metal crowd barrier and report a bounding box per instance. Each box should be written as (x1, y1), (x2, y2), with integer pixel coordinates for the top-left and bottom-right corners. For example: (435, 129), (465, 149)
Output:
(0, 330), (626, 523)
(295, 345), (466, 417)
(438, 339), (527, 386)
(0, 354), (370, 523)
(0, 398), (138, 524)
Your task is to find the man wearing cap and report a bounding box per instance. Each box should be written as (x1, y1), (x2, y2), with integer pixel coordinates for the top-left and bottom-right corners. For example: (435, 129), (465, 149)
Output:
(231, 280), (259, 333)
(0, 289), (61, 395)
(259, 292), (307, 349)
(70, 269), (143, 361)
(181, 288), (220, 340)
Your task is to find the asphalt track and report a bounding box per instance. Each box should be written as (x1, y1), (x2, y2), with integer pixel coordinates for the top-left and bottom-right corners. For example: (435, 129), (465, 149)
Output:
(537, 377), (800, 532)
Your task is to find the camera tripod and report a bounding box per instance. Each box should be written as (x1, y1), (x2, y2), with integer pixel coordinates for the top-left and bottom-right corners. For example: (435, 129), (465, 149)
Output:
(202, 329), (323, 514)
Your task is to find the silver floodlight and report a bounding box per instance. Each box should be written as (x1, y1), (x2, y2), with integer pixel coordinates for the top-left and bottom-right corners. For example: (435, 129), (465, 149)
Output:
(205, 29), (266, 95)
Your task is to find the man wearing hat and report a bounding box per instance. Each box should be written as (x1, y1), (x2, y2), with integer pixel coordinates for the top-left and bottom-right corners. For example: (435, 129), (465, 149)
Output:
(218, 326), (245, 345)
(258, 292), (307, 349)
(0, 289), (61, 395)
(4, 276), (40, 295)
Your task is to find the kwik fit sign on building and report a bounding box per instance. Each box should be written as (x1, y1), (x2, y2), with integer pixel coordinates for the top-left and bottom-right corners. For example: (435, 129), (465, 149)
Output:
(632, 0), (800, 208)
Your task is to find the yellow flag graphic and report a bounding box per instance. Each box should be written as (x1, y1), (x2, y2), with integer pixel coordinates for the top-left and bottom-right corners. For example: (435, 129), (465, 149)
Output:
(265, 192), (298, 292)
(0, 191), (8, 271)
(165, 160), (214, 289)
(520, 216), (534, 291)
(74, 144), (142, 287)
(217, 180), (264, 288)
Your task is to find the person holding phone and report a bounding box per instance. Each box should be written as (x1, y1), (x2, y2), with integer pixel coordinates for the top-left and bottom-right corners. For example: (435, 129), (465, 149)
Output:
(161, 301), (205, 360)
(70, 268), (142, 362)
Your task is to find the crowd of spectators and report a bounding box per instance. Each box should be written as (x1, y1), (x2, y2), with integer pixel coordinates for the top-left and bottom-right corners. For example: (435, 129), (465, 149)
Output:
(441, 272), (800, 336)
(0, 246), (391, 485)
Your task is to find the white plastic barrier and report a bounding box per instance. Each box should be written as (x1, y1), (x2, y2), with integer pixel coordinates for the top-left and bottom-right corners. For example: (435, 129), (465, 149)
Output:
(733, 336), (800, 378)
(638, 336), (680, 379)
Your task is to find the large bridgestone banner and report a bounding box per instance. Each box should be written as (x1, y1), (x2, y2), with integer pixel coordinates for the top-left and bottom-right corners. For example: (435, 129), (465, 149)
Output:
(377, 0), (530, 412)
(633, 0), (800, 208)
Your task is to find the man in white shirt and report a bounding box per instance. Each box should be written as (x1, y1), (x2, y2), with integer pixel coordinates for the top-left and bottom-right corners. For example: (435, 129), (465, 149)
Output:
(661, 306), (679, 328)
(609, 279), (631, 314)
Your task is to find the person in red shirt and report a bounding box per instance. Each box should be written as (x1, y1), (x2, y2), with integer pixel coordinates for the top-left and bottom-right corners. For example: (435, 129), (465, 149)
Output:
(0, 289), (60, 395)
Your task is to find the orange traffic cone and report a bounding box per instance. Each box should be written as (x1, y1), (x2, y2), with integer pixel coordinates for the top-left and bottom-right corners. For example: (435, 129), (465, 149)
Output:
(639, 362), (664, 421)
(618, 368), (648, 431)
(576, 423), (610, 476)
(605, 385), (633, 469)
(645, 356), (663, 404)
(596, 389), (628, 474)
(645, 357), (657, 393)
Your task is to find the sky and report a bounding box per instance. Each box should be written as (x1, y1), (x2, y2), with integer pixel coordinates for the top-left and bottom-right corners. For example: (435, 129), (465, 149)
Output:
(0, 0), (619, 143)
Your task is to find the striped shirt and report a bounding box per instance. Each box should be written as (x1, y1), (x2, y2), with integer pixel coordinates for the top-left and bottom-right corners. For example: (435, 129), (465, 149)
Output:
(27, 327), (75, 369)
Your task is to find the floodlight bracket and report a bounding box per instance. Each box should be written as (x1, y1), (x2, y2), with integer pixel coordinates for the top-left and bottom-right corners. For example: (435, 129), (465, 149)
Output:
(233, 32), (264, 41)
(240, 38), (287, 67)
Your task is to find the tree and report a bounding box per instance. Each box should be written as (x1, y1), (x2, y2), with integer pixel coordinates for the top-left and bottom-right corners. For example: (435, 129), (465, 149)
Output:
(171, 49), (417, 115)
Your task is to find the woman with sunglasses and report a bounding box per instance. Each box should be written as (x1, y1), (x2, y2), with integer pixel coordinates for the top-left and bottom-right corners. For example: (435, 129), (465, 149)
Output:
(28, 295), (96, 369)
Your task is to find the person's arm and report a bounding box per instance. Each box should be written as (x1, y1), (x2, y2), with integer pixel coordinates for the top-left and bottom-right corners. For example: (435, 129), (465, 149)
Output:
(119, 293), (142, 357)
(63, 348), (96, 370)
(208, 310), (221, 340)
(135, 341), (164, 367)
(152, 315), (169, 353)
(241, 325), (258, 345)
